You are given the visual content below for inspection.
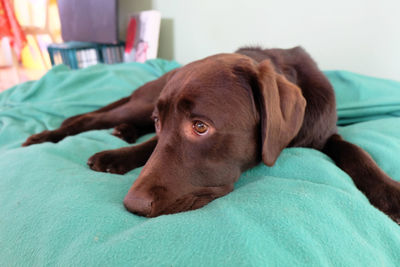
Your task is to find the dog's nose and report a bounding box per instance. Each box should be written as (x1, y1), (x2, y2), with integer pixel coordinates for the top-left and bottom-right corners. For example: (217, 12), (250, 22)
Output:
(123, 191), (154, 217)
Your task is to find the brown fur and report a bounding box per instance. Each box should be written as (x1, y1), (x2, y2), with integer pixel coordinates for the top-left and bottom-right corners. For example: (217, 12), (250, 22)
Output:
(23, 47), (400, 223)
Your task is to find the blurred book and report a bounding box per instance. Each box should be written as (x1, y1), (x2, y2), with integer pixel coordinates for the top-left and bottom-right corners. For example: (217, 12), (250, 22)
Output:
(124, 10), (161, 63)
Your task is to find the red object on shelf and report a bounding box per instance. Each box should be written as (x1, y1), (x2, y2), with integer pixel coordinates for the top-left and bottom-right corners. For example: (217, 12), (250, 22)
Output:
(0, 0), (26, 58)
(125, 18), (137, 54)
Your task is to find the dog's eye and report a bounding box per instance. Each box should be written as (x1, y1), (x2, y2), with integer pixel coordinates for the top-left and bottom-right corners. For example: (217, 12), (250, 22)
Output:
(153, 116), (160, 131)
(192, 121), (209, 135)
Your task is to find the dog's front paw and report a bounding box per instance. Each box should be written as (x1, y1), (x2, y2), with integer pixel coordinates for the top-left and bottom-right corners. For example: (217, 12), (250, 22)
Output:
(87, 151), (130, 174)
(112, 123), (138, 143)
(22, 130), (60, 146)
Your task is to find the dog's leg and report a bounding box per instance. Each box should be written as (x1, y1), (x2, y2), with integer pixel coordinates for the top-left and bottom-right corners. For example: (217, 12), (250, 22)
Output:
(323, 134), (400, 224)
(22, 100), (154, 146)
(87, 136), (158, 174)
(21, 97), (146, 146)
(60, 97), (130, 127)
(22, 70), (177, 147)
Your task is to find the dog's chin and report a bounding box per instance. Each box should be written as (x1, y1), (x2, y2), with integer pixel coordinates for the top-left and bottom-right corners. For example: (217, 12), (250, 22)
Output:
(150, 193), (218, 217)
(126, 184), (234, 218)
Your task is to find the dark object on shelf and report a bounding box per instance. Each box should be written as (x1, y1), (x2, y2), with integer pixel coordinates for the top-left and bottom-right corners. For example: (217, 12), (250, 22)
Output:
(57, 0), (119, 44)
(47, 42), (124, 69)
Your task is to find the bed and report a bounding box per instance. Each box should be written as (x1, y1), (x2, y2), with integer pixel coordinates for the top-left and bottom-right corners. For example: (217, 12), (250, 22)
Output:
(1, 59), (400, 266)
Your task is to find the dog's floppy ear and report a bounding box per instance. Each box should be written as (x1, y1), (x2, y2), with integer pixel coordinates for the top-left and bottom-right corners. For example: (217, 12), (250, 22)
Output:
(255, 60), (306, 166)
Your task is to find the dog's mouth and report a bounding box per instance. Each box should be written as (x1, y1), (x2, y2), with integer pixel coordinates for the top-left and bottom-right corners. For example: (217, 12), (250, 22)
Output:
(124, 184), (234, 217)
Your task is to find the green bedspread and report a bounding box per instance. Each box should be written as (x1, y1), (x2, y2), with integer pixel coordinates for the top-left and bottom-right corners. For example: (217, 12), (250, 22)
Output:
(1, 60), (400, 266)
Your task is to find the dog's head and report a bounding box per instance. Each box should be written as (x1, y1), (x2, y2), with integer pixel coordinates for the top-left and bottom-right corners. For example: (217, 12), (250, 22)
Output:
(124, 54), (306, 217)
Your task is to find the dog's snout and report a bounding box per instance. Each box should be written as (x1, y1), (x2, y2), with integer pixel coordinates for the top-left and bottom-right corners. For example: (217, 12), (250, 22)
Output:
(123, 192), (154, 217)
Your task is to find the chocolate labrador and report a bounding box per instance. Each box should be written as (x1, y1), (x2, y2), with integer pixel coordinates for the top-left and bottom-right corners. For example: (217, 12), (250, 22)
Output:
(23, 47), (400, 223)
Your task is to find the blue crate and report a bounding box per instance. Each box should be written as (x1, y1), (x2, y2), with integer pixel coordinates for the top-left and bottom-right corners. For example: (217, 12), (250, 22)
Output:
(47, 42), (125, 69)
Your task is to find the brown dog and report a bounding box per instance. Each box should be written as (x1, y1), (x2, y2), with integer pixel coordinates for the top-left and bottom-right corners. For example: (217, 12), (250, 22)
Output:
(23, 47), (400, 222)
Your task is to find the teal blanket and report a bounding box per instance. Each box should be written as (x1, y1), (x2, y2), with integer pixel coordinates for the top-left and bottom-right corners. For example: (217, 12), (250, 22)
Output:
(1, 60), (400, 266)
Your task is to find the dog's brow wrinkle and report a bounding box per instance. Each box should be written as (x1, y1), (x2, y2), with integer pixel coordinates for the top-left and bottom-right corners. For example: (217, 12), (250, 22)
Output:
(156, 100), (165, 112)
(177, 97), (194, 113)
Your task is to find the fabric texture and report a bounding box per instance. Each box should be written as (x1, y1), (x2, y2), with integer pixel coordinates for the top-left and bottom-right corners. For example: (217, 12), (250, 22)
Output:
(0, 60), (400, 266)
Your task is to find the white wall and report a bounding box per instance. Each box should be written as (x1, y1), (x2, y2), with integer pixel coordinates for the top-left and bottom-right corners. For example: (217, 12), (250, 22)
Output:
(121, 0), (400, 80)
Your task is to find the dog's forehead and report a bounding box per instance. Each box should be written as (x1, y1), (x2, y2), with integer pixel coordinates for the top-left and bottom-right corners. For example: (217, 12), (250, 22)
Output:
(160, 53), (254, 100)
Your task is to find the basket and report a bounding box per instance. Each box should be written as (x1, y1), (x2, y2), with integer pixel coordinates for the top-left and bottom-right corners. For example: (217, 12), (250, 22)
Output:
(47, 42), (125, 69)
